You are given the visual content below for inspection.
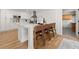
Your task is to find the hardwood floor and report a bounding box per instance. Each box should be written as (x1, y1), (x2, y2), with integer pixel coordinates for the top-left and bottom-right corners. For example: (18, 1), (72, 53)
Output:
(63, 28), (79, 41)
(0, 30), (62, 49)
(62, 35), (79, 42)
(0, 29), (28, 49)
(41, 35), (63, 49)
(0, 29), (63, 49)
(1, 29), (79, 49)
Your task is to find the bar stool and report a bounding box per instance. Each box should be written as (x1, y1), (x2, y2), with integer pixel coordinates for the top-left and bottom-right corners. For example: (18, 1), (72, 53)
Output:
(43, 24), (51, 41)
(48, 23), (56, 37)
(34, 25), (45, 49)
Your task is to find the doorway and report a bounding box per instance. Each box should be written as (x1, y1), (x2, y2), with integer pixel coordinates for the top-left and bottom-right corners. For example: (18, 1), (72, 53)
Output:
(62, 9), (77, 39)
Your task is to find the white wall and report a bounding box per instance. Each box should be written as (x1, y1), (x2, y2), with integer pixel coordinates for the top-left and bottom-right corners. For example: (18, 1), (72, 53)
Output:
(0, 9), (31, 32)
(0, 9), (30, 24)
(36, 10), (56, 23)
(28, 9), (56, 23)
(0, 9), (62, 35)
(0, 10), (1, 24)
(0, 10), (1, 29)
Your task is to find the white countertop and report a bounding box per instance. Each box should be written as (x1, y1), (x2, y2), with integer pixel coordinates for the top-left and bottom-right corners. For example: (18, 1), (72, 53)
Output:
(17, 23), (38, 28)
(0, 22), (38, 32)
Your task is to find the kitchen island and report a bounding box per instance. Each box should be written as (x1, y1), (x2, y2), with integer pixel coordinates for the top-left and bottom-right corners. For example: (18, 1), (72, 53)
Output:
(17, 23), (37, 49)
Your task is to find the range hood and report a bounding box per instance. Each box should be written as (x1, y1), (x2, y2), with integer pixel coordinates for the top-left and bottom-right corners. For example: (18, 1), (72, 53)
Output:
(31, 11), (37, 18)
(30, 11), (37, 24)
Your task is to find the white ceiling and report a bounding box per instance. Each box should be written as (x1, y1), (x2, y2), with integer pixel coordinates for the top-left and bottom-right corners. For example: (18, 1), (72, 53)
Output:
(10, 9), (29, 12)
(2, 9), (77, 15)
(11, 9), (77, 12)
(9, 9), (56, 12)
(1, 9), (77, 13)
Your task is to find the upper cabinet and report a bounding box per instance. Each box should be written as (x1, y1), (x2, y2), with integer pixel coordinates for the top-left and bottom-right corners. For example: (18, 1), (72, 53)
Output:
(62, 15), (72, 20)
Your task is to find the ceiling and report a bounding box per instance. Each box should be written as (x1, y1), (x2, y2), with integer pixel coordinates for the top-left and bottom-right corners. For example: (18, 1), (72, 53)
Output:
(9, 9), (56, 12)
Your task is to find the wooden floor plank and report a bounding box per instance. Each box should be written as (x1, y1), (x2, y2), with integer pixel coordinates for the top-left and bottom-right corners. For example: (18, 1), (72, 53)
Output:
(0, 30), (28, 49)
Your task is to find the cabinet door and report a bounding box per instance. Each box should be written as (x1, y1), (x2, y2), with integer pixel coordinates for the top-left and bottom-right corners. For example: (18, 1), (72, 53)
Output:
(63, 15), (72, 20)
(71, 23), (76, 32)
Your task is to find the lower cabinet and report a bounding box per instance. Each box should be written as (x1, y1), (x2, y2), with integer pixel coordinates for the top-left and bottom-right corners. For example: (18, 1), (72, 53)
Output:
(71, 23), (76, 32)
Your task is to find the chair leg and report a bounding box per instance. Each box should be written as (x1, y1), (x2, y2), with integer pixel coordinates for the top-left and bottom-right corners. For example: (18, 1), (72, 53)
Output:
(42, 34), (45, 46)
(47, 32), (51, 40)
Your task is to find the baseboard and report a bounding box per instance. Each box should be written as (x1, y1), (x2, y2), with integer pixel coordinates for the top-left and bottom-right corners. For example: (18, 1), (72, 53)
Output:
(19, 39), (27, 43)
